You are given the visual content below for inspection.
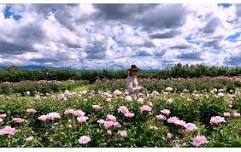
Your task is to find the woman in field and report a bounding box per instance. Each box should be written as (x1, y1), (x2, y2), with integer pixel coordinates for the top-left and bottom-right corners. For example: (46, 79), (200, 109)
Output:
(126, 65), (143, 99)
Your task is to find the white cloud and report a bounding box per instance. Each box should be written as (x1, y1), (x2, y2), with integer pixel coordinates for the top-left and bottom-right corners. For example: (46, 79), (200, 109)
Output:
(0, 4), (241, 69)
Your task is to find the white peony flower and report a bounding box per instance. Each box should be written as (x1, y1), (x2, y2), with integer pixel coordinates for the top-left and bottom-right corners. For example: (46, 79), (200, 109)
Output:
(151, 91), (159, 96)
(113, 90), (122, 96)
(125, 96), (133, 102)
(217, 93), (225, 98)
(165, 87), (173, 92)
(137, 98), (144, 104)
(167, 98), (174, 104)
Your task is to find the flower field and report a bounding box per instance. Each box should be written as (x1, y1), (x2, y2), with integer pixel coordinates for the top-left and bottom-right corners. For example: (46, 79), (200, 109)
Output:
(0, 79), (241, 147)
(92, 77), (241, 93)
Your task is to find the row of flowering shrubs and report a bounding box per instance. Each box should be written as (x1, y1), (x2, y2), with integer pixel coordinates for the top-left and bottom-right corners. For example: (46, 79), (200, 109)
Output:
(92, 78), (241, 93)
(0, 80), (88, 96)
(1, 77), (240, 96)
(0, 88), (241, 147)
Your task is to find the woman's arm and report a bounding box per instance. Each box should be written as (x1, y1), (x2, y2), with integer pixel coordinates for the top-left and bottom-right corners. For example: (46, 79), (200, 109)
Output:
(127, 77), (142, 93)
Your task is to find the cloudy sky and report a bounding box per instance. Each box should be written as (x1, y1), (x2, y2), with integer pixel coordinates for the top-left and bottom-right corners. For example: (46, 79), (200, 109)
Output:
(0, 3), (241, 69)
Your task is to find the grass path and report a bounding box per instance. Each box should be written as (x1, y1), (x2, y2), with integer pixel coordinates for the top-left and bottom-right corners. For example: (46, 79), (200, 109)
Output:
(70, 84), (94, 92)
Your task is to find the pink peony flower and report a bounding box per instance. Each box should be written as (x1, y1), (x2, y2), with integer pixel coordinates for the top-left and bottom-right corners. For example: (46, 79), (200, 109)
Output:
(0, 126), (16, 136)
(77, 116), (89, 123)
(167, 132), (173, 140)
(12, 118), (25, 124)
(107, 114), (116, 122)
(99, 114), (122, 129)
(140, 105), (152, 113)
(113, 122), (122, 128)
(74, 110), (85, 117)
(118, 130), (128, 138)
(103, 120), (114, 129)
(223, 112), (231, 117)
(0, 118), (3, 123)
(47, 112), (61, 120)
(0, 113), (7, 118)
(124, 112), (135, 118)
(92, 105), (102, 111)
(160, 109), (171, 117)
(97, 119), (105, 124)
(102, 92), (112, 98)
(174, 120), (186, 127)
(38, 115), (48, 121)
(155, 114), (167, 121)
(64, 109), (75, 115)
(184, 123), (197, 132)
(233, 112), (241, 118)
(167, 116), (179, 124)
(78, 136), (91, 145)
(210, 116), (225, 125)
(118, 106), (129, 114)
(192, 135), (208, 147)
(27, 108), (37, 114)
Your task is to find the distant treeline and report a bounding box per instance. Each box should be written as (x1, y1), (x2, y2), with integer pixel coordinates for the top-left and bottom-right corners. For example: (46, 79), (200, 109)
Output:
(1, 63), (241, 82)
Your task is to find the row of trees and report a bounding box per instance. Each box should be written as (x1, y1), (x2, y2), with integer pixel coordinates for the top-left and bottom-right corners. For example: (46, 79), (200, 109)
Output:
(1, 64), (241, 82)
(159, 63), (241, 78)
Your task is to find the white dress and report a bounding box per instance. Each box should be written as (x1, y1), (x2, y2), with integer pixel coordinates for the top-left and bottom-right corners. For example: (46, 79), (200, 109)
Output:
(126, 76), (140, 99)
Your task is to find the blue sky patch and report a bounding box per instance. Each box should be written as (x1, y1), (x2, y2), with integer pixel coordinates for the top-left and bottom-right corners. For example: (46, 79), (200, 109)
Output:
(4, 6), (22, 20)
(226, 32), (241, 42)
(217, 3), (232, 8)
(185, 35), (201, 45)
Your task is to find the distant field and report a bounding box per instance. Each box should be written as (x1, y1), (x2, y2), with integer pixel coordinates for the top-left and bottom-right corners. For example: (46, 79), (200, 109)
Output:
(1, 64), (241, 147)
(1, 76), (241, 96)
(0, 80), (88, 96)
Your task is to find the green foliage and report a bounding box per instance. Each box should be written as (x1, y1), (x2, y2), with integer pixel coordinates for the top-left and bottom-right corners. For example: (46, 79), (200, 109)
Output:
(207, 119), (241, 147)
(0, 80), (88, 95)
(197, 96), (228, 125)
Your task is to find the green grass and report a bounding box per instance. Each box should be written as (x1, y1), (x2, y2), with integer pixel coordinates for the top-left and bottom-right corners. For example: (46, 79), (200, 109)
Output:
(70, 84), (94, 92)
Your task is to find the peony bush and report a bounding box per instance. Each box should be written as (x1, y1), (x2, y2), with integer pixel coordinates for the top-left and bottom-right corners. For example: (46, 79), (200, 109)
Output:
(0, 85), (241, 147)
